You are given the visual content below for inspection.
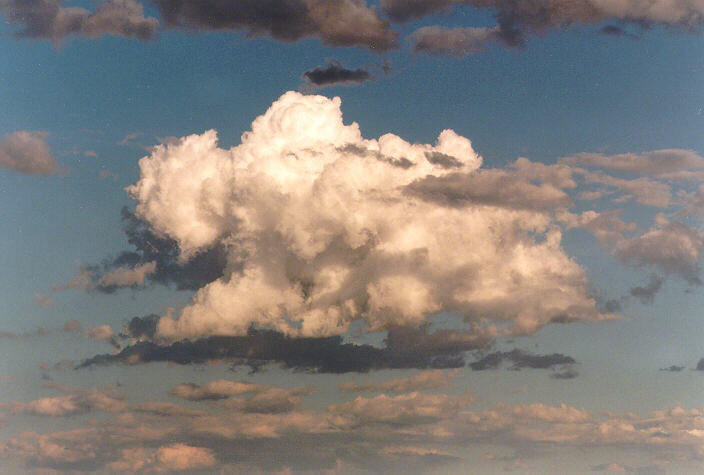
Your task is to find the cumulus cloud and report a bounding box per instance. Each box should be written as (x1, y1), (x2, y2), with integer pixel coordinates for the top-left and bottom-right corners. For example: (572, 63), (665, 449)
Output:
(153, 0), (398, 51)
(0, 0), (158, 42)
(125, 91), (608, 344)
(0, 131), (59, 175)
(340, 369), (459, 393)
(303, 60), (373, 87)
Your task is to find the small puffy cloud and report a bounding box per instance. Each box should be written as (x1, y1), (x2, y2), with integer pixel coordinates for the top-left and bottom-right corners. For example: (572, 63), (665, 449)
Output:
(0, 131), (59, 175)
(340, 369), (459, 393)
(153, 0), (398, 51)
(0, 0), (158, 42)
(303, 60), (373, 87)
(615, 214), (704, 284)
(125, 91), (607, 344)
(132, 402), (206, 418)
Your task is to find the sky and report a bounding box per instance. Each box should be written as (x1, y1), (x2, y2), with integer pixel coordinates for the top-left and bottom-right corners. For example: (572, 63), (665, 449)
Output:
(1, 0), (704, 473)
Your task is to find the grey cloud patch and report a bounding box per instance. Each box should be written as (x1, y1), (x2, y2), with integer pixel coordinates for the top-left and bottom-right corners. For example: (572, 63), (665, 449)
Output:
(153, 0), (398, 51)
(469, 349), (576, 372)
(659, 365), (685, 372)
(425, 151), (464, 169)
(405, 163), (573, 211)
(337, 143), (414, 168)
(550, 365), (579, 379)
(381, 0), (456, 23)
(79, 325), (492, 373)
(0, 131), (59, 175)
(561, 149), (704, 180)
(0, 0), (158, 42)
(600, 24), (639, 39)
(94, 207), (228, 292)
(696, 359), (704, 371)
(615, 216), (704, 284)
(303, 60), (373, 87)
(629, 274), (664, 305)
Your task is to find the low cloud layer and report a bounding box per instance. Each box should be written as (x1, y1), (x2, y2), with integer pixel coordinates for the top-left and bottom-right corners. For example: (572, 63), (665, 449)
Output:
(0, 0), (158, 42)
(0, 131), (59, 175)
(79, 325), (490, 372)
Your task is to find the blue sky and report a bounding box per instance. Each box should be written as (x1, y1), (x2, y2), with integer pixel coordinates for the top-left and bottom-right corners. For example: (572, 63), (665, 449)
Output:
(1, 1), (704, 473)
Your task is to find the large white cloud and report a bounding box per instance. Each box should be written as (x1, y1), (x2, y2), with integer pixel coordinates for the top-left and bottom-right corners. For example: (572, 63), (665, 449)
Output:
(127, 91), (611, 342)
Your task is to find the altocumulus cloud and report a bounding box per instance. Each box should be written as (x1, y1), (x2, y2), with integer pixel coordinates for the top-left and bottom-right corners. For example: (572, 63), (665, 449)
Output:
(125, 91), (609, 343)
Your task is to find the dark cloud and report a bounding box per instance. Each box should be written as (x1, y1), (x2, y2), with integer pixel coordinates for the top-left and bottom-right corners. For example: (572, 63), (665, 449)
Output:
(381, 0), (456, 23)
(696, 358), (704, 371)
(659, 365), (685, 372)
(79, 324), (492, 373)
(303, 60), (373, 87)
(153, 0), (398, 51)
(630, 274), (664, 305)
(600, 24), (639, 38)
(469, 349), (576, 372)
(0, 131), (59, 175)
(0, 0), (158, 42)
(550, 365), (579, 379)
(95, 207), (228, 292)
